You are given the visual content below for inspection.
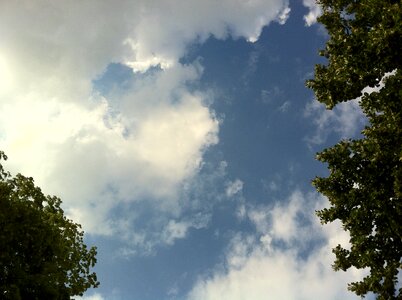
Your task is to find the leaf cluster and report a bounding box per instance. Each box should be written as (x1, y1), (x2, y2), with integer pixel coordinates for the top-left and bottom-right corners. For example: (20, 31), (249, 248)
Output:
(307, 0), (401, 109)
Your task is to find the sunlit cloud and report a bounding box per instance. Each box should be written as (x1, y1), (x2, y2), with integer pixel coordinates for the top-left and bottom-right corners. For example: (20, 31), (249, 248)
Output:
(187, 191), (366, 300)
(0, 0), (291, 254)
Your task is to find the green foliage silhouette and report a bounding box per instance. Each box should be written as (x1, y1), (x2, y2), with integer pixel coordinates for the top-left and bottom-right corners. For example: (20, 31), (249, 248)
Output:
(308, 0), (402, 298)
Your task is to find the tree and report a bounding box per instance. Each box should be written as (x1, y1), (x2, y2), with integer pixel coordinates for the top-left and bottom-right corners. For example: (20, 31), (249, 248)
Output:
(0, 151), (99, 299)
(307, 0), (402, 299)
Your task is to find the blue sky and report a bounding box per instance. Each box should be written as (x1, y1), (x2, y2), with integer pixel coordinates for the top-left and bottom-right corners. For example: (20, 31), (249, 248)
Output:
(0, 1), (373, 299)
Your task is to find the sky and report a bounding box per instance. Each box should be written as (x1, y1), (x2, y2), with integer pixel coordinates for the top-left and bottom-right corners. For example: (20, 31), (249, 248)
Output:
(0, 1), (375, 299)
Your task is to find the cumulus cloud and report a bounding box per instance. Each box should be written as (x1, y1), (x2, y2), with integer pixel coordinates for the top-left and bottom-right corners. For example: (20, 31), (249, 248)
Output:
(124, 0), (291, 67)
(0, 0), (290, 91)
(0, 0), (290, 252)
(187, 191), (367, 300)
(0, 64), (218, 235)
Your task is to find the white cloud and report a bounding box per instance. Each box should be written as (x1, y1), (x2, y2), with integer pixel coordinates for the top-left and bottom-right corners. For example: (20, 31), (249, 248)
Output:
(0, 0), (290, 251)
(249, 191), (307, 242)
(74, 293), (105, 300)
(0, 65), (218, 236)
(0, 0), (290, 81)
(278, 6), (291, 25)
(162, 213), (211, 245)
(302, 0), (322, 26)
(0, 0), (291, 104)
(163, 220), (191, 245)
(304, 99), (366, 145)
(124, 0), (290, 66)
(187, 191), (366, 300)
(225, 179), (244, 197)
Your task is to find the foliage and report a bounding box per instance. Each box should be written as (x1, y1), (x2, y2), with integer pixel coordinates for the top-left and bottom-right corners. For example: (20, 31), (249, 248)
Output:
(307, 0), (402, 299)
(0, 151), (99, 299)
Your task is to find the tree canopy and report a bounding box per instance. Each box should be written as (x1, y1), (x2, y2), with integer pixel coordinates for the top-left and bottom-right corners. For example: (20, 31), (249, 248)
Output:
(0, 151), (99, 299)
(307, 0), (401, 299)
